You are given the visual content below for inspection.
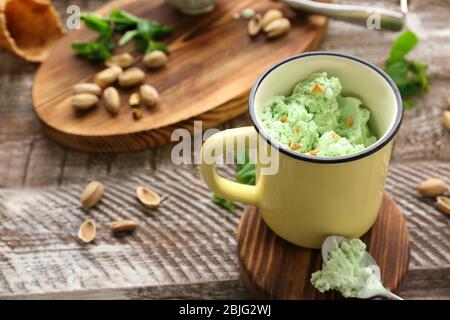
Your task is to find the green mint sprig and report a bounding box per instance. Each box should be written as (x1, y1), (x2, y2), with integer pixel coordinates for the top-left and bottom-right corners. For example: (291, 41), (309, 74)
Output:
(109, 10), (171, 54)
(71, 13), (114, 60)
(385, 31), (429, 109)
(71, 10), (171, 61)
(212, 151), (256, 213)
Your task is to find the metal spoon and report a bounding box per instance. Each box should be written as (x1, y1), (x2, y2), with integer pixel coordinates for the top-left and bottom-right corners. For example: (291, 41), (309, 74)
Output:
(280, 0), (406, 31)
(322, 235), (404, 300)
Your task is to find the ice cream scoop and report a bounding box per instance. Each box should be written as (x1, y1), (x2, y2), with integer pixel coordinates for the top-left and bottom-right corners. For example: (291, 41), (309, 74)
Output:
(321, 236), (403, 300)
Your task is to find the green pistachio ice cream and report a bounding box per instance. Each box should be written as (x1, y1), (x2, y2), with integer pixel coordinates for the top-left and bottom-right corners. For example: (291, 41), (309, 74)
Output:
(311, 239), (373, 298)
(261, 72), (377, 156)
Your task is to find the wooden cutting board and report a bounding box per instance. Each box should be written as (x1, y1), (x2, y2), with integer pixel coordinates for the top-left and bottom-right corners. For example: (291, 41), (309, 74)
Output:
(32, 0), (328, 153)
(237, 193), (410, 299)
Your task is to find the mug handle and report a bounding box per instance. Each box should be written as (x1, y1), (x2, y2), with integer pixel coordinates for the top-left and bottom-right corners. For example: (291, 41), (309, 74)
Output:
(200, 126), (260, 206)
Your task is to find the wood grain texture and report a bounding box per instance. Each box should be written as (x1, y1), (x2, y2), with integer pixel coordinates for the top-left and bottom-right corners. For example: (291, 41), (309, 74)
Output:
(237, 193), (410, 300)
(33, 0), (328, 152)
(0, 162), (447, 299)
(0, 168), (242, 298)
(0, 0), (448, 299)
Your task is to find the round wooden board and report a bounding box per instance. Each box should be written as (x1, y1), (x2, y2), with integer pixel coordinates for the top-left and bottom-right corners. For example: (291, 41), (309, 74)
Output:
(237, 193), (410, 300)
(32, 0), (328, 153)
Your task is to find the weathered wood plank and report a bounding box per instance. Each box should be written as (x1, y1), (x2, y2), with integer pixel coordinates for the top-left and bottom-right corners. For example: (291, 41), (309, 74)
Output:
(0, 168), (239, 297)
(398, 268), (450, 300)
(0, 161), (448, 299)
(0, 0), (448, 299)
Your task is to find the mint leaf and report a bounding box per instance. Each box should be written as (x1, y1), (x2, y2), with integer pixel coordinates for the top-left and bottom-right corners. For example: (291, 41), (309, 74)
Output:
(403, 100), (414, 109)
(211, 150), (256, 212)
(399, 80), (422, 98)
(137, 21), (172, 41)
(235, 163), (256, 185)
(149, 24), (172, 39)
(73, 10), (171, 61)
(146, 40), (169, 54)
(386, 60), (409, 86)
(236, 150), (250, 171)
(97, 33), (114, 51)
(385, 31), (429, 108)
(410, 60), (429, 92)
(235, 150), (256, 185)
(213, 193), (235, 212)
(119, 29), (139, 46)
(75, 13), (114, 61)
(386, 60), (421, 97)
(137, 20), (152, 37)
(387, 31), (418, 66)
(135, 38), (169, 54)
(109, 10), (140, 32)
(109, 10), (141, 25)
(71, 42), (111, 60)
(80, 13), (112, 35)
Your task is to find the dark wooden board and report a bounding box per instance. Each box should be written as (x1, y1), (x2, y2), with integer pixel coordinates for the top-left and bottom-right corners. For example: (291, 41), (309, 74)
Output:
(32, 0), (328, 153)
(237, 193), (410, 299)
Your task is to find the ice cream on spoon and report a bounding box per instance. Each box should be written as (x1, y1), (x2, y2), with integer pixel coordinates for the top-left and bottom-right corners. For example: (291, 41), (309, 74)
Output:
(311, 236), (403, 300)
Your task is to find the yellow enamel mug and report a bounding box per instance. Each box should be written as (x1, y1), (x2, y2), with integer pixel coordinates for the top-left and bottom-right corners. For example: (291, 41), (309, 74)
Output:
(200, 52), (403, 249)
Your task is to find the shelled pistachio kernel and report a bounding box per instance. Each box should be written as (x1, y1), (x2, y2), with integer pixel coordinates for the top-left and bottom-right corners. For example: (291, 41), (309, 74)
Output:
(289, 141), (300, 150)
(331, 131), (341, 141)
(307, 149), (320, 156)
(132, 108), (142, 120)
(129, 92), (141, 107)
(311, 83), (325, 93)
(344, 118), (353, 127)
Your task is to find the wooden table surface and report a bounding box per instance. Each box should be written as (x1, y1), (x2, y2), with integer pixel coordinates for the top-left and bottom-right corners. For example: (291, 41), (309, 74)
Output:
(0, 0), (448, 299)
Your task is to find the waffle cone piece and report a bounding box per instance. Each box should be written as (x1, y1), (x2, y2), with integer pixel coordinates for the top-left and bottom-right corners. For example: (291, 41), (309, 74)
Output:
(0, 0), (64, 62)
